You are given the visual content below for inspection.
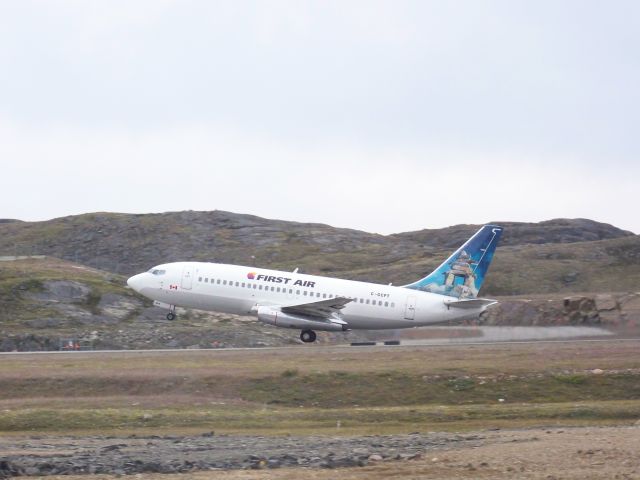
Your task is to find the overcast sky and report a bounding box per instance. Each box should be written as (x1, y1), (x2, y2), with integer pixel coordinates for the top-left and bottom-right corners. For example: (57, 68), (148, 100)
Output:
(1, 1), (638, 234)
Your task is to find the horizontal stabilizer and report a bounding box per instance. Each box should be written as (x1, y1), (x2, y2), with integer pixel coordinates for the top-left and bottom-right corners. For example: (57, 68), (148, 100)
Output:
(444, 298), (497, 309)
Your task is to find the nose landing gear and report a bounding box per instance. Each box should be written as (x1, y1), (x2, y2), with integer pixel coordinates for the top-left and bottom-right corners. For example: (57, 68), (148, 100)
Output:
(300, 329), (317, 343)
(166, 305), (176, 321)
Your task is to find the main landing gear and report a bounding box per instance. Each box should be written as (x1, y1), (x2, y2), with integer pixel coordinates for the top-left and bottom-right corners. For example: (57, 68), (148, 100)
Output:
(300, 329), (317, 343)
(166, 305), (176, 321)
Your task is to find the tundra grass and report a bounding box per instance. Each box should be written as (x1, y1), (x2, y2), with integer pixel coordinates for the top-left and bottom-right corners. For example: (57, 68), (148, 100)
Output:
(1, 401), (639, 436)
(2, 371), (639, 406)
(1, 342), (638, 436)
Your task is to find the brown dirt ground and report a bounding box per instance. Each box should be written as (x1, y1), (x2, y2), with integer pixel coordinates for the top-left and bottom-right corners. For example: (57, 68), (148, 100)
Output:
(38, 425), (640, 480)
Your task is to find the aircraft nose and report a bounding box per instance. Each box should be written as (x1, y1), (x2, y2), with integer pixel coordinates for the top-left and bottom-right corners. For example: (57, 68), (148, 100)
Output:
(127, 273), (146, 292)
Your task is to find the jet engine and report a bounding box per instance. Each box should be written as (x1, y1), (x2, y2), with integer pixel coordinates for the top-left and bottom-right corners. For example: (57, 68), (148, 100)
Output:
(256, 306), (347, 331)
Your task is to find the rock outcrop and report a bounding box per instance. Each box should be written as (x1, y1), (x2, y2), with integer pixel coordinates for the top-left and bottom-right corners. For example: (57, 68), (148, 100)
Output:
(482, 293), (640, 328)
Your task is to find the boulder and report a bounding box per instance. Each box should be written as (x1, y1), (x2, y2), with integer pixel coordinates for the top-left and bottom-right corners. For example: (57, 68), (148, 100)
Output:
(595, 294), (617, 311)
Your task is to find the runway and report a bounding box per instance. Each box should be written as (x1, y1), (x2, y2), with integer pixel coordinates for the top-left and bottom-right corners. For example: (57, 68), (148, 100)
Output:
(1, 335), (638, 356)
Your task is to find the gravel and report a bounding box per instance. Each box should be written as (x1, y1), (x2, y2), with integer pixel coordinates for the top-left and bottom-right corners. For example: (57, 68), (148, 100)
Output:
(0, 432), (484, 476)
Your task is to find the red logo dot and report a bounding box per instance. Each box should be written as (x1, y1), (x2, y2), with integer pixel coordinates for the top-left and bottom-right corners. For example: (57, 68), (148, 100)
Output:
(247, 272), (256, 279)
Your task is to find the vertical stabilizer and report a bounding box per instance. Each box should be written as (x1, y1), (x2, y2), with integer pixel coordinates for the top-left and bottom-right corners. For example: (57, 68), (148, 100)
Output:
(403, 225), (503, 298)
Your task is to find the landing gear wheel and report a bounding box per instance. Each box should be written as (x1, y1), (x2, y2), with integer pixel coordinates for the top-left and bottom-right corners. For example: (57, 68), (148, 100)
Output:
(300, 329), (316, 343)
(166, 312), (176, 321)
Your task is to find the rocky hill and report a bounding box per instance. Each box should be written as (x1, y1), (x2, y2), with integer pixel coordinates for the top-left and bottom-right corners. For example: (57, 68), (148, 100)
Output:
(0, 211), (634, 280)
(1, 212), (639, 351)
(392, 218), (634, 248)
(0, 211), (390, 276)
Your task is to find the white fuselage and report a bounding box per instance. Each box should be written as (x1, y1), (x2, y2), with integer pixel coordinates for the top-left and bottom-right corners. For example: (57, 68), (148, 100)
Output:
(127, 262), (485, 330)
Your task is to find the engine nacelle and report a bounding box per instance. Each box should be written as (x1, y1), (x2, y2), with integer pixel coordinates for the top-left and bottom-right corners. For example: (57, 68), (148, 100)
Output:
(256, 306), (346, 331)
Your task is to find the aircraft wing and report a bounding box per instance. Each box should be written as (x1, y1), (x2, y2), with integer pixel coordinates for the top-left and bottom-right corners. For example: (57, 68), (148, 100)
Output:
(281, 296), (353, 319)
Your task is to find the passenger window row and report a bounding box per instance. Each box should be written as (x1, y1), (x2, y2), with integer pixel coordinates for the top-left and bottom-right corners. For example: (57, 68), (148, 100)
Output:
(196, 276), (395, 308)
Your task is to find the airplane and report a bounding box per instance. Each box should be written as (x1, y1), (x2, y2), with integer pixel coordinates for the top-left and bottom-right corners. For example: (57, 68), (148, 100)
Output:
(127, 225), (503, 343)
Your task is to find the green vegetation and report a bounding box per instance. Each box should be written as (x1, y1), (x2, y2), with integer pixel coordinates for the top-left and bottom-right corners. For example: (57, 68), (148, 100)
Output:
(554, 374), (588, 385)
(1, 371), (595, 407)
(0, 342), (638, 435)
(281, 368), (299, 378)
(1, 401), (639, 435)
(239, 371), (640, 407)
(15, 278), (45, 292)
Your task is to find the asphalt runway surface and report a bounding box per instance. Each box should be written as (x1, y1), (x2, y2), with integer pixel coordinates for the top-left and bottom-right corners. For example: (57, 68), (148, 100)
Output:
(1, 336), (639, 356)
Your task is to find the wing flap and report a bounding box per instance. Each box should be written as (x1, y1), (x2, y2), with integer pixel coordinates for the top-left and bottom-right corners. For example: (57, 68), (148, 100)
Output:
(281, 296), (353, 319)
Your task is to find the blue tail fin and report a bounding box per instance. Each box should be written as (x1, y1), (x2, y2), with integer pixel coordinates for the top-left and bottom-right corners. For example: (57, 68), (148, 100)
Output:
(403, 225), (503, 299)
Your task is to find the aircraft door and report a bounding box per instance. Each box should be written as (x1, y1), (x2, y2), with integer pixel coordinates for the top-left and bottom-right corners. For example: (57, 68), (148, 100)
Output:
(404, 295), (416, 320)
(181, 265), (194, 290)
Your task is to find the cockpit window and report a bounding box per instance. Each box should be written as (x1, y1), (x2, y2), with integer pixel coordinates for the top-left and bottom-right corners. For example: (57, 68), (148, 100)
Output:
(150, 269), (166, 275)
